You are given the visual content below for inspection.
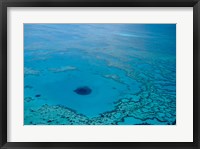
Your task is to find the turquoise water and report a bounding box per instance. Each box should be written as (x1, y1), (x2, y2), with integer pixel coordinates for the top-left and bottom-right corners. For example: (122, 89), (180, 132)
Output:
(24, 24), (176, 125)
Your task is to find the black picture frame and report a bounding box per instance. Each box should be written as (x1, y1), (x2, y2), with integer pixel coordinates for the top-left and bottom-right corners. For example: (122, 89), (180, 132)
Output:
(0, 0), (199, 149)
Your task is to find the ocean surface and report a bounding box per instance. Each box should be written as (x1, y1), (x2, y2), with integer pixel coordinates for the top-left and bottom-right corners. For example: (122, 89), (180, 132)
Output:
(24, 24), (176, 125)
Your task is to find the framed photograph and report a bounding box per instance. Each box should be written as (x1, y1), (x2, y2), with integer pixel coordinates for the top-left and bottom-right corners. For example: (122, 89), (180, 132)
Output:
(0, 0), (199, 148)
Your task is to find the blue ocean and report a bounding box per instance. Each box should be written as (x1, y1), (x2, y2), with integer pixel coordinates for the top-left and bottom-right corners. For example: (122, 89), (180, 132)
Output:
(24, 24), (176, 125)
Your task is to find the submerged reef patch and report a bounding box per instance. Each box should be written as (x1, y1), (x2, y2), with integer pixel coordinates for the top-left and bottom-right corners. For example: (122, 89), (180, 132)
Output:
(24, 97), (35, 102)
(24, 67), (40, 76)
(74, 86), (92, 95)
(24, 85), (33, 89)
(49, 66), (77, 73)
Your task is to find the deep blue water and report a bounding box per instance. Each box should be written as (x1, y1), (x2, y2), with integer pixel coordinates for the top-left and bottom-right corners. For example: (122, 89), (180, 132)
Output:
(24, 24), (176, 125)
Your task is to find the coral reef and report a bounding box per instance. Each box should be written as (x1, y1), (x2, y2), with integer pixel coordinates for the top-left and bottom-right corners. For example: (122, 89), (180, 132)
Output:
(24, 93), (175, 125)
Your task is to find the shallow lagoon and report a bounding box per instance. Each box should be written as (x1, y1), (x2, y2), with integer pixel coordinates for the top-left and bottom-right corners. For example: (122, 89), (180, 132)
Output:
(24, 24), (176, 125)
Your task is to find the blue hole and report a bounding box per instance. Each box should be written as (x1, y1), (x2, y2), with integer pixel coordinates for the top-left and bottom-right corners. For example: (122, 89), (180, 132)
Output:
(74, 86), (92, 95)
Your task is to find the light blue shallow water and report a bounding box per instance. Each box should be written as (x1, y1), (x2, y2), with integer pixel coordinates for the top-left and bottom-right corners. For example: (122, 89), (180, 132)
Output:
(24, 24), (176, 125)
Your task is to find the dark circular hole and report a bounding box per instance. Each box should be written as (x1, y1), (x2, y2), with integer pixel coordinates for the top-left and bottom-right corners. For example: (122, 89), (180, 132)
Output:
(74, 86), (92, 95)
(35, 94), (41, 97)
